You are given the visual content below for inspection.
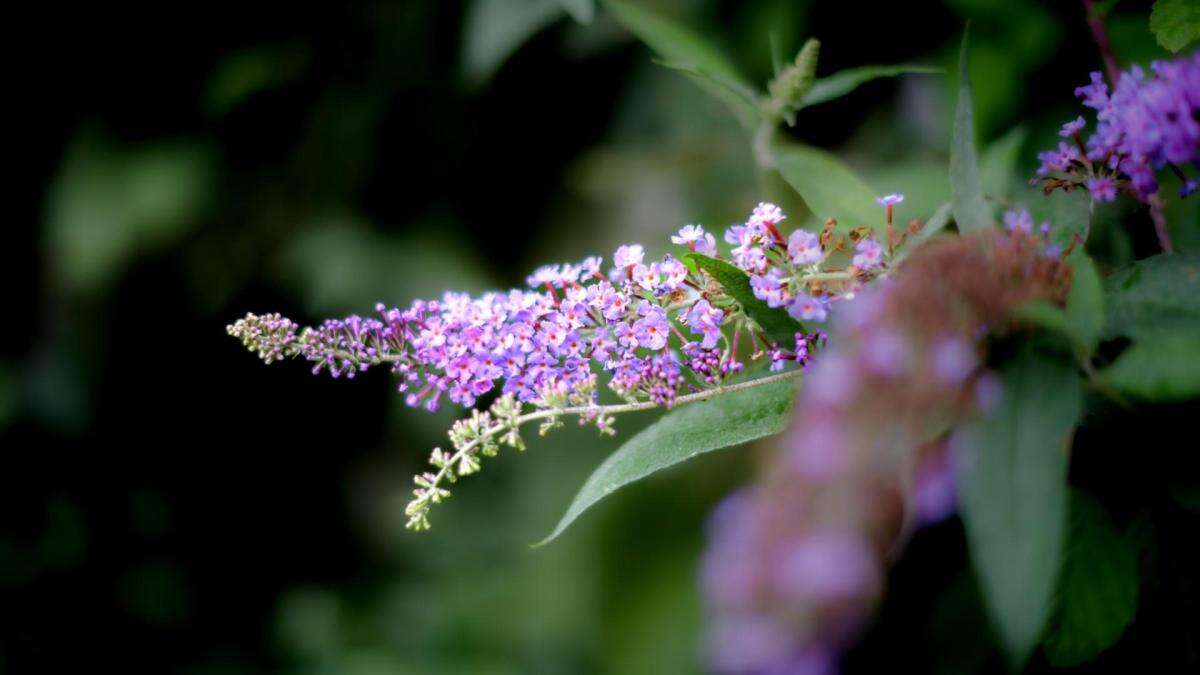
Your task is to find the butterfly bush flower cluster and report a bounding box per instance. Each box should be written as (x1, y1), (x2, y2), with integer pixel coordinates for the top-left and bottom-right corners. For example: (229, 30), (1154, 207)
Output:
(228, 200), (911, 530)
(701, 224), (1074, 675)
(1036, 50), (1200, 202)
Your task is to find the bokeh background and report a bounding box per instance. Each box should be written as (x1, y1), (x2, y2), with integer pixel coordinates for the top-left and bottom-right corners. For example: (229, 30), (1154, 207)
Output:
(5, 1), (1197, 673)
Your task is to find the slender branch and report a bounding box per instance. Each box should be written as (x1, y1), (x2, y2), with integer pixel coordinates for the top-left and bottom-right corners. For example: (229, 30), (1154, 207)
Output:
(1147, 194), (1175, 254)
(423, 368), (805, 499)
(1081, 0), (1121, 86)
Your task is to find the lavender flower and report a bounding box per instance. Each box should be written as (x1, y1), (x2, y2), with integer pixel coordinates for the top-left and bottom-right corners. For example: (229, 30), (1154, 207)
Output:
(230, 197), (915, 532)
(1036, 51), (1200, 202)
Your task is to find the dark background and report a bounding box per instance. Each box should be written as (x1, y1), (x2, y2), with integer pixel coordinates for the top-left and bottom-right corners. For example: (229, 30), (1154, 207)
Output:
(4, 1), (1197, 673)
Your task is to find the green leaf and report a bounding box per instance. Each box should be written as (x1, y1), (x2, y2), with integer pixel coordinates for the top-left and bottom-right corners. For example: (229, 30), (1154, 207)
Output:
(462, 0), (563, 85)
(536, 377), (799, 545)
(1025, 186), (1093, 252)
(1066, 251), (1104, 357)
(1043, 490), (1139, 667)
(603, 0), (760, 128)
(774, 143), (880, 232)
(1101, 334), (1200, 401)
(1102, 253), (1200, 341)
(686, 254), (804, 345)
(558, 0), (593, 23)
(956, 348), (1081, 669)
(655, 60), (764, 118)
(950, 27), (994, 234)
(1150, 0), (1200, 52)
(797, 64), (941, 110)
(979, 126), (1028, 202)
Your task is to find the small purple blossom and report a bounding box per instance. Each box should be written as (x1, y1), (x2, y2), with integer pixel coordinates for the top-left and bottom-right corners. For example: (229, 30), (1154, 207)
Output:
(787, 229), (823, 266)
(875, 193), (904, 208)
(788, 293), (828, 323)
(672, 224), (706, 246)
(1059, 115), (1086, 137)
(1087, 176), (1118, 202)
(613, 244), (644, 268)
(851, 238), (883, 270)
(1003, 209), (1034, 234)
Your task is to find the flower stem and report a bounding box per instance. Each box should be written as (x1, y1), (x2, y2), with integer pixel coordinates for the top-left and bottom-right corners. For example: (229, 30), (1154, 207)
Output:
(425, 368), (804, 500)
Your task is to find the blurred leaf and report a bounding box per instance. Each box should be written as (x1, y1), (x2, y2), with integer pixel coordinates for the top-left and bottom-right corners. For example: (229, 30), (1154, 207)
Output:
(950, 27), (994, 234)
(604, 0), (760, 127)
(558, 0), (593, 23)
(46, 131), (214, 294)
(774, 143), (880, 232)
(655, 60), (763, 117)
(1043, 490), (1139, 667)
(462, 0), (563, 85)
(798, 64), (941, 109)
(956, 348), (1080, 669)
(1067, 251), (1104, 357)
(1101, 334), (1200, 401)
(1150, 0), (1200, 52)
(980, 126), (1028, 202)
(537, 377), (798, 545)
(1024, 186), (1093, 252)
(686, 254), (804, 344)
(1014, 251), (1103, 361)
(1102, 253), (1200, 341)
(206, 44), (308, 116)
(278, 218), (495, 315)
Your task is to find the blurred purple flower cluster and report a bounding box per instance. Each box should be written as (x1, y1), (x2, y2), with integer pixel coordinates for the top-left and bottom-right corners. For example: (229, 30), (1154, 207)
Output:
(1036, 51), (1200, 201)
(701, 228), (1075, 674)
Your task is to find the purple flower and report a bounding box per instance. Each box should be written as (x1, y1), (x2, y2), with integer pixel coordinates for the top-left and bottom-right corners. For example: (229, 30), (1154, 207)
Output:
(1087, 176), (1119, 202)
(774, 532), (880, 604)
(788, 293), (828, 323)
(1003, 209), (1034, 234)
(875, 193), (904, 207)
(931, 336), (976, 384)
(686, 299), (724, 349)
(613, 244), (644, 268)
(1074, 71), (1109, 109)
(750, 272), (789, 308)
(1059, 115), (1086, 137)
(748, 201), (786, 228)
(851, 238), (883, 270)
(787, 229), (823, 266)
(632, 303), (670, 350)
(671, 224), (706, 246)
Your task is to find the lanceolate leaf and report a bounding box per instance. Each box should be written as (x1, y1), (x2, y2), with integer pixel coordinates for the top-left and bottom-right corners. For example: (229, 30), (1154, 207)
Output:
(1102, 253), (1200, 341)
(956, 348), (1081, 669)
(1065, 250), (1104, 357)
(980, 126), (1029, 202)
(687, 254), (804, 345)
(1043, 490), (1140, 667)
(797, 64), (941, 110)
(536, 378), (799, 545)
(774, 143), (880, 233)
(1101, 334), (1200, 401)
(557, 0), (593, 23)
(950, 27), (994, 234)
(1026, 186), (1093, 251)
(603, 0), (761, 128)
